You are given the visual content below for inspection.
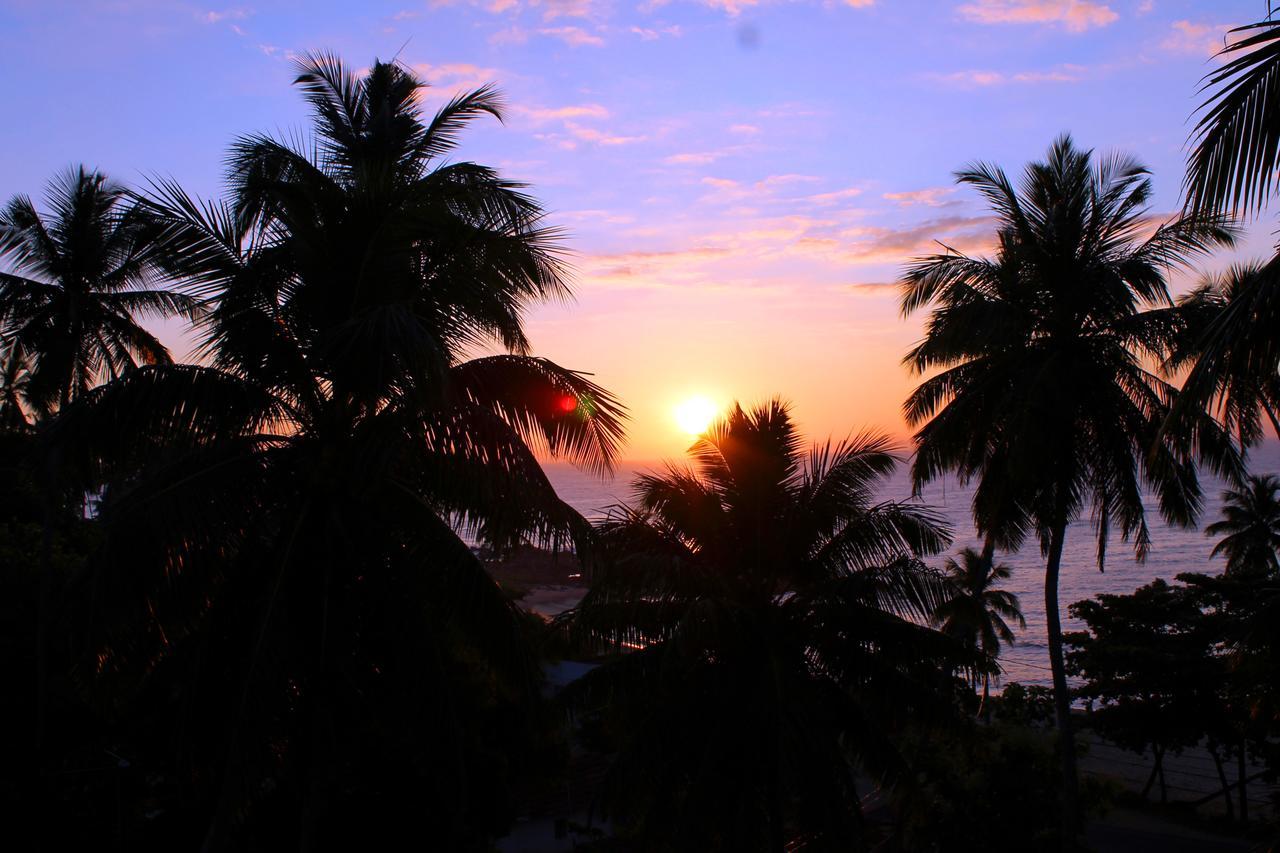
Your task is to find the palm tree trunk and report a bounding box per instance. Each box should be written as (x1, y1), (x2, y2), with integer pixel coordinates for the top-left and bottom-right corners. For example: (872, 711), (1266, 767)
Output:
(1238, 739), (1249, 824)
(1146, 742), (1167, 799)
(1209, 744), (1234, 820)
(1158, 749), (1168, 804)
(1044, 520), (1079, 846)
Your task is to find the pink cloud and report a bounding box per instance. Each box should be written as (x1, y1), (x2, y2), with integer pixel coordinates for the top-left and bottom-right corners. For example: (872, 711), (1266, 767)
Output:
(846, 282), (900, 297)
(567, 123), (646, 145)
(541, 0), (596, 19)
(516, 103), (611, 122)
(489, 26), (529, 45)
(539, 25), (605, 46)
(665, 151), (728, 165)
(1162, 20), (1233, 57)
(883, 188), (957, 208)
(928, 64), (1085, 87)
(957, 0), (1118, 32)
(410, 63), (501, 99)
(700, 0), (761, 15)
(631, 24), (684, 40)
(200, 8), (250, 24)
(806, 187), (864, 206)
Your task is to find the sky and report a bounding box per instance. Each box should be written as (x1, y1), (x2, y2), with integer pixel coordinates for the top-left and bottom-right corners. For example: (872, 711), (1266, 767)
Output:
(0, 0), (1275, 460)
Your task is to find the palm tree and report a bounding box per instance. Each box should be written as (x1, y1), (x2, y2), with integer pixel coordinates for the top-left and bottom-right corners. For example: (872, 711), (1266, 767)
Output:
(932, 546), (1025, 713)
(50, 54), (626, 849)
(900, 135), (1238, 842)
(0, 340), (35, 431)
(1185, 3), (1280, 218)
(0, 166), (200, 413)
(1169, 264), (1280, 450)
(1175, 5), (1280, 444)
(564, 400), (973, 851)
(1207, 473), (1280, 578)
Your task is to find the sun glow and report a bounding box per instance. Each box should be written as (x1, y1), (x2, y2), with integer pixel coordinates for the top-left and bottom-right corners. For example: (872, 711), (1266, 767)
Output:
(673, 396), (718, 436)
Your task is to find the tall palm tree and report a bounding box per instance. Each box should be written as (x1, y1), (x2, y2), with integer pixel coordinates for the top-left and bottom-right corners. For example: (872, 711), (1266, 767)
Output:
(1176, 5), (1280, 443)
(565, 400), (972, 851)
(0, 166), (200, 413)
(50, 54), (626, 849)
(899, 135), (1238, 842)
(932, 546), (1025, 712)
(1207, 473), (1280, 578)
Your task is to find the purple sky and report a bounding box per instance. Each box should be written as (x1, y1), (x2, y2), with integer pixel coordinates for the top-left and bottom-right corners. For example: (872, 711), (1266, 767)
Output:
(0, 0), (1272, 457)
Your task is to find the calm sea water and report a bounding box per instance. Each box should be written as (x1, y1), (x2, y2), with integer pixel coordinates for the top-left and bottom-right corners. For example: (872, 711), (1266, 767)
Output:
(543, 441), (1280, 690)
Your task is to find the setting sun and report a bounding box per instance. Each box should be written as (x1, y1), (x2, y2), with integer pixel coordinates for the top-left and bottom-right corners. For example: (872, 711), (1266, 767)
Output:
(673, 396), (718, 436)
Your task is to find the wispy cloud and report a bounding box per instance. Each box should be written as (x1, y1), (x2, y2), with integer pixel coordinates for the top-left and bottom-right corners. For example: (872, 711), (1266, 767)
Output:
(541, 0), (597, 20)
(410, 63), (501, 99)
(846, 282), (900, 297)
(515, 103), (611, 122)
(665, 151), (729, 165)
(199, 8), (250, 24)
(472, 0), (603, 18)
(837, 215), (995, 263)
(927, 64), (1086, 87)
(699, 0), (762, 16)
(631, 24), (683, 40)
(883, 188), (957, 208)
(539, 25), (605, 46)
(566, 123), (646, 145)
(807, 187), (864, 206)
(576, 246), (735, 290)
(1162, 20), (1232, 57)
(957, 0), (1118, 32)
(489, 26), (529, 45)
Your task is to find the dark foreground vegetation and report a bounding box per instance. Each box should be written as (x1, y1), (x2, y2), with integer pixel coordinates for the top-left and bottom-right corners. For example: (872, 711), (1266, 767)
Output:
(4, 5), (1280, 849)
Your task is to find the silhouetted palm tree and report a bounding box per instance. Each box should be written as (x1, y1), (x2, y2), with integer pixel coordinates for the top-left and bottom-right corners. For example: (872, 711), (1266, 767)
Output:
(1175, 6), (1280, 445)
(1169, 264), (1280, 450)
(1185, 4), (1280, 217)
(51, 54), (626, 850)
(0, 167), (200, 413)
(933, 546), (1025, 713)
(565, 400), (972, 851)
(0, 341), (35, 431)
(900, 135), (1238, 841)
(1207, 473), (1280, 578)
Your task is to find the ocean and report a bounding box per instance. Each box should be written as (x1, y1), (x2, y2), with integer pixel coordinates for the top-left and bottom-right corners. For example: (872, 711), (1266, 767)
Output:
(542, 441), (1280, 691)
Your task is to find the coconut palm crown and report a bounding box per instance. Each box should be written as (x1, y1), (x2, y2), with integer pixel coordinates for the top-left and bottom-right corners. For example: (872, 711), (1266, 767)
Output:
(564, 400), (974, 851)
(49, 54), (626, 849)
(1207, 473), (1280, 578)
(0, 167), (200, 415)
(899, 134), (1239, 839)
(1174, 7), (1280, 449)
(933, 547), (1024, 693)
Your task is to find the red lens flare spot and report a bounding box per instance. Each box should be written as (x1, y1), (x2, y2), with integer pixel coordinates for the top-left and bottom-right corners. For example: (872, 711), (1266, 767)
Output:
(558, 394), (578, 413)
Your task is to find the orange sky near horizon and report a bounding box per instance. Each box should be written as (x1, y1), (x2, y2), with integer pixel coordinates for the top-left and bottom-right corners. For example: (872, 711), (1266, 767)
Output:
(523, 270), (926, 461)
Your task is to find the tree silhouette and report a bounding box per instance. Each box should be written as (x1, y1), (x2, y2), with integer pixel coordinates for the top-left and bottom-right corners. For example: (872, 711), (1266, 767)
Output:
(0, 167), (199, 414)
(1206, 473), (1280, 579)
(49, 54), (626, 849)
(900, 135), (1238, 843)
(933, 546), (1025, 713)
(564, 400), (972, 851)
